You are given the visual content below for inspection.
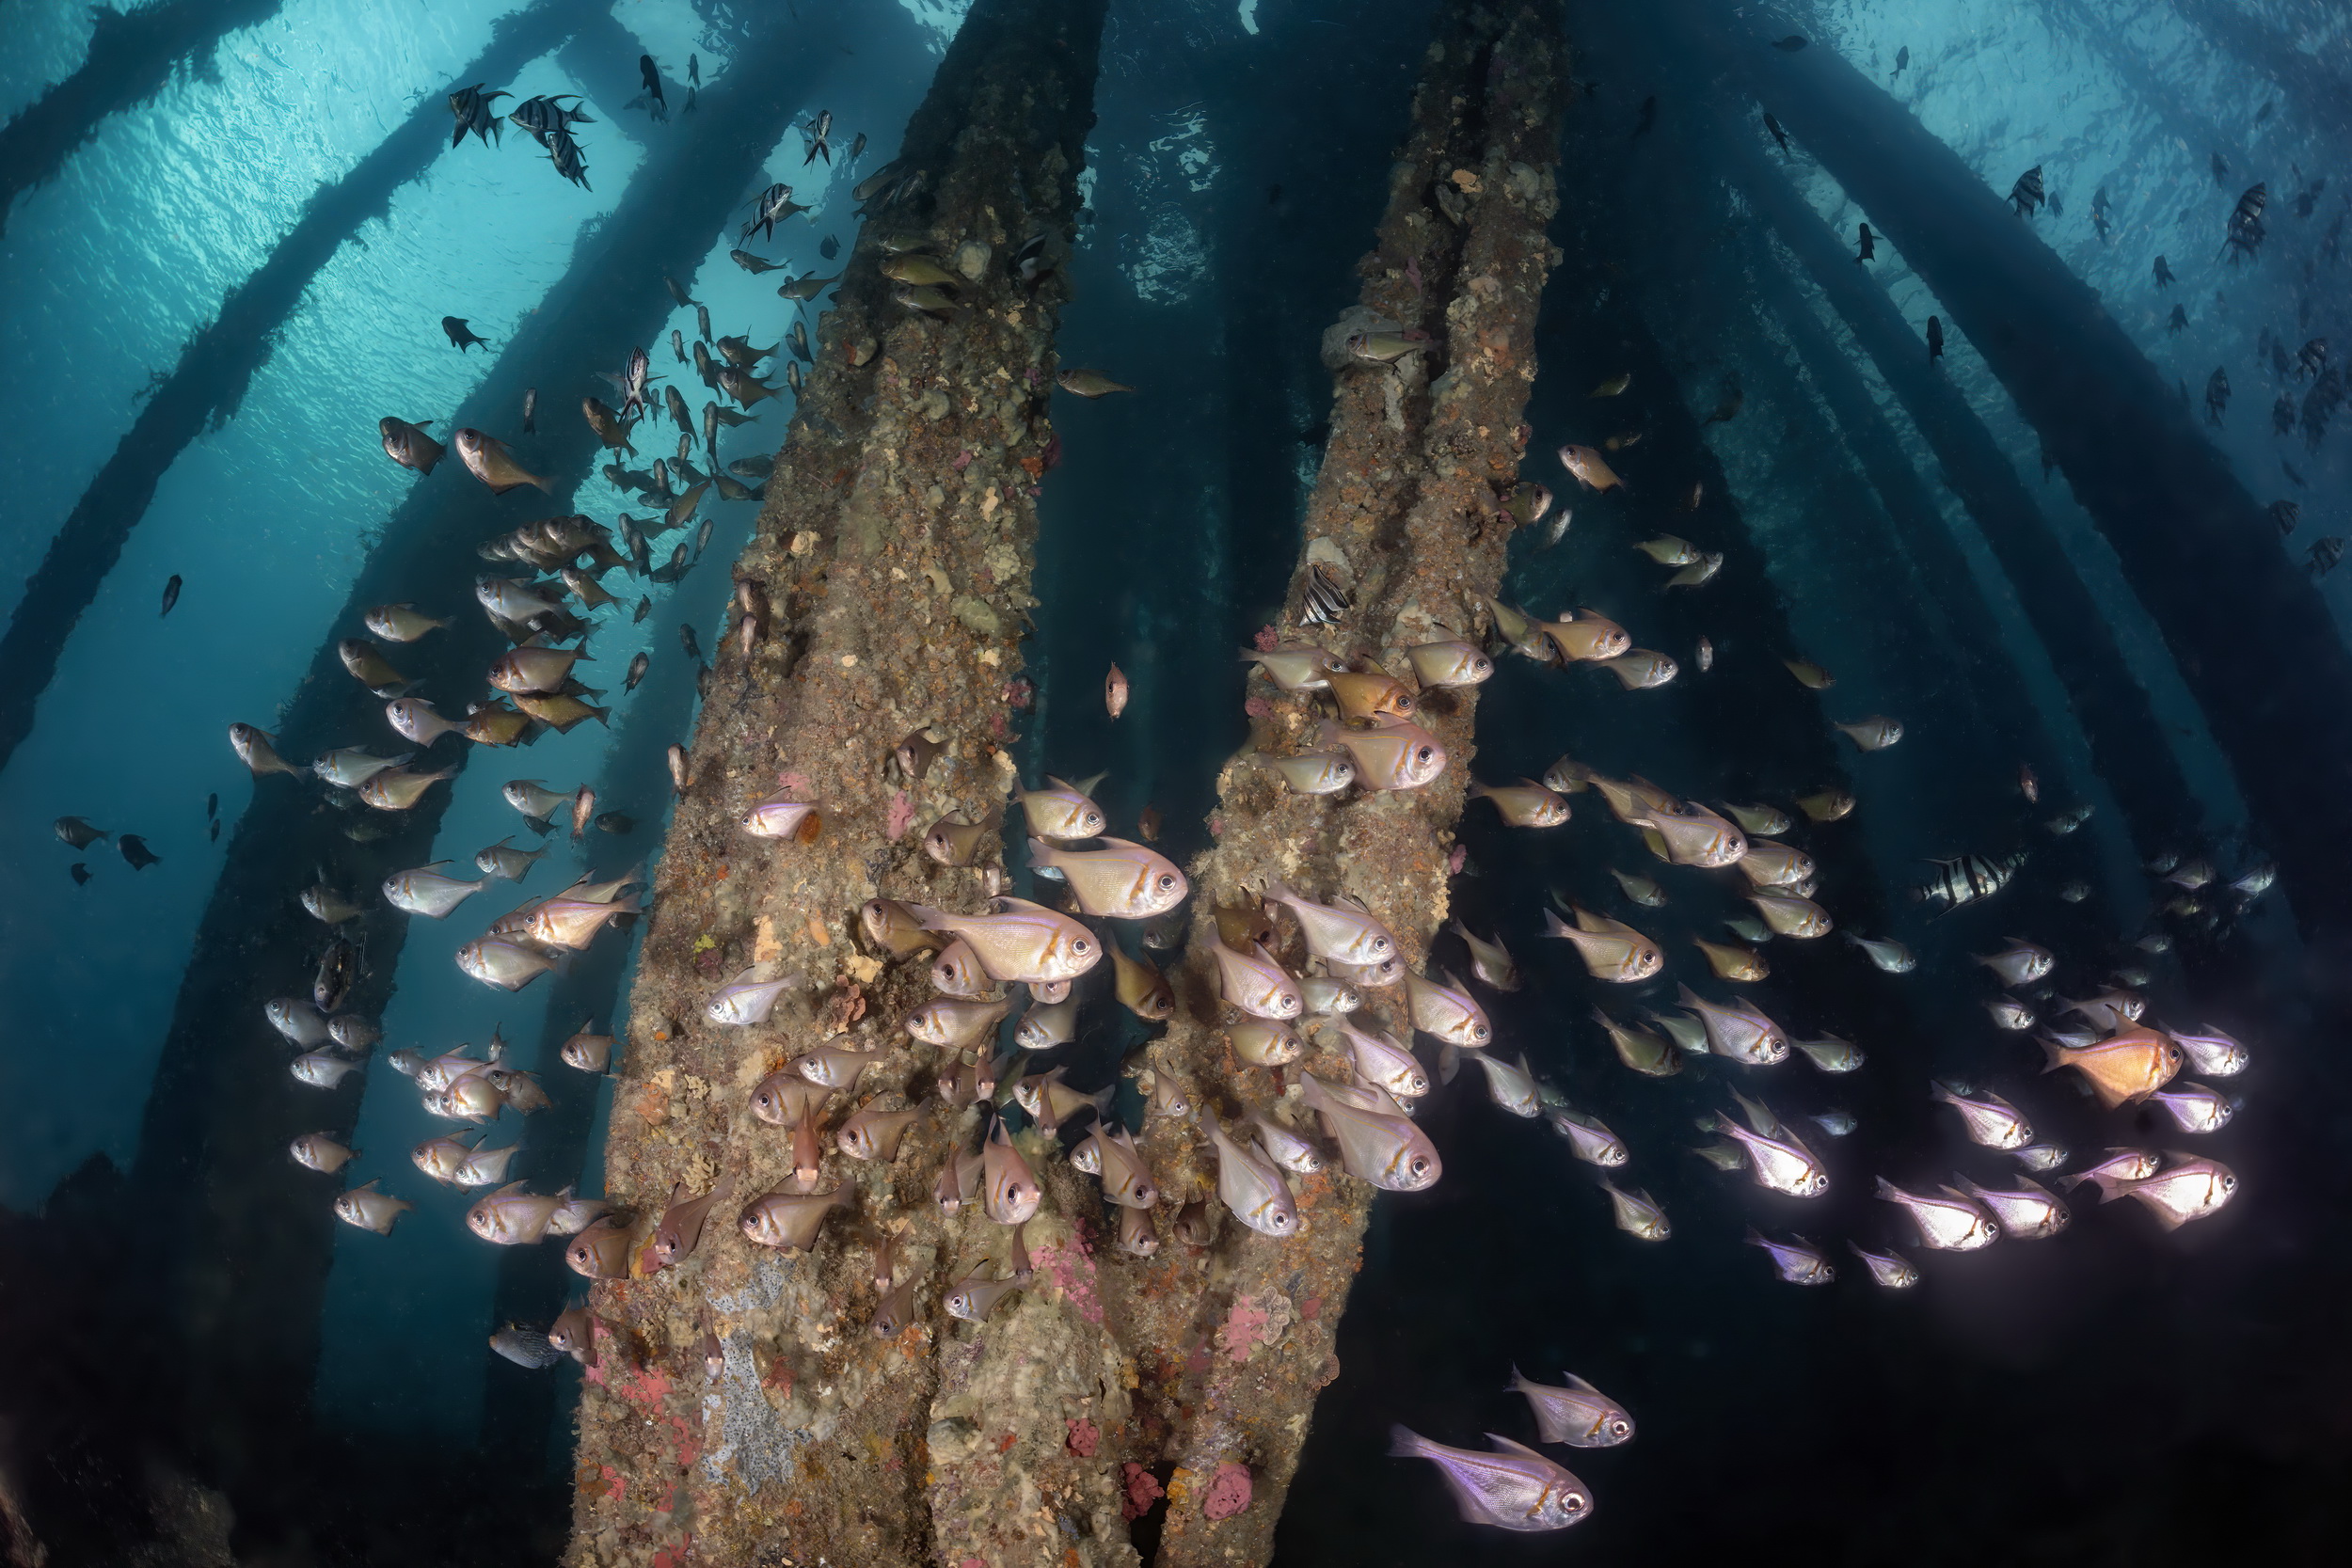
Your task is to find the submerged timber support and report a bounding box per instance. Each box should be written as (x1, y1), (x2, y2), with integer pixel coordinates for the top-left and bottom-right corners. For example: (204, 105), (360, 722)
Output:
(568, 2), (1109, 1563)
(1703, 4), (2352, 931)
(0, 0), (283, 232)
(0, 0), (581, 778)
(569, 5), (1563, 1566)
(115, 10), (848, 1560)
(1708, 106), (2207, 859)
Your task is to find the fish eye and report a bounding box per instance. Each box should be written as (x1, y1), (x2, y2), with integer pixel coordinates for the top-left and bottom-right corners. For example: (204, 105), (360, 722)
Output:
(1611, 1420), (1629, 1435)
(1372, 936), (1391, 954)
(2221, 1175), (2238, 1191)
(1415, 747), (1435, 764)
(1073, 938), (1091, 955)
(1410, 1156), (1430, 1178)
(1157, 875), (1177, 890)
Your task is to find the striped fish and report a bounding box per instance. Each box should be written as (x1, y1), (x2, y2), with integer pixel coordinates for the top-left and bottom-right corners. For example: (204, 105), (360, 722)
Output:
(1913, 850), (2026, 911)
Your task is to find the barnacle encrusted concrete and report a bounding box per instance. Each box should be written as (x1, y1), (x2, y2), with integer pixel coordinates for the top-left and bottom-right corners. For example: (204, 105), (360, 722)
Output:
(566, 3), (1565, 1566)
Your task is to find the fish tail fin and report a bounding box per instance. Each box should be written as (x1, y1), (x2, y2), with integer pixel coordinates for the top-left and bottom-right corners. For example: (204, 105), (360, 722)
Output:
(1541, 908), (1573, 939)
(2035, 1035), (2067, 1073)
(1026, 838), (1064, 879)
(1873, 1175), (1900, 1199)
(1386, 1424), (1433, 1460)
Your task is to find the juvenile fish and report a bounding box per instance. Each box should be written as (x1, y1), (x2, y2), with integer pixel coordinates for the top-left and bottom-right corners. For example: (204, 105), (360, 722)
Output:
(1875, 1177), (1997, 1250)
(1469, 1053), (1542, 1118)
(1593, 1009), (1679, 1077)
(1468, 779), (1570, 828)
(1545, 1106), (1627, 1166)
(335, 1180), (414, 1235)
(1845, 933), (1915, 973)
(1447, 920), (1520, 990)
(1318, 719), (1446, 790)
(1747, 1229), (1836, 1284)
(1019, 775), (1107, 839)
(1029, 836), (1187, 918)
(1958, 1175), (2070, 1240)
(1541, 906), (1663, 983)
(1200, 1114), (1299, 1236)
(1976, 940), (2054, 987)
(1713, 1113), (1830, 1196)
(1406, 971), (1491, 1046)
(1793, 1035), (1865, 1073)
(384, 863), (489, 918)
(705, 966), (802, 1025)
(1676, 987), (1788, 1065)
(1262, 751), (1357, 795)
(906, 898), (1103, 984)
(1599, 1180), (1670, 1240)
(1390, 1426), (1592, 1531)
(1931, 1082), (2032, 1149)
(1848, 1241), (1920, 1288)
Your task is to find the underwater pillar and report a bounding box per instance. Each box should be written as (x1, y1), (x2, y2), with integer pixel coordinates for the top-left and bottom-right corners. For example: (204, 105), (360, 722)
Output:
(0, 0), (285, 233)
(1708, 105), (2208, 859)
(1708, 3), (2352, 930)
(564, 1), (1110, 1564)
(120, 7), (850, 1548)
(564, 5), (1565, 1568)
(0, 0), (584, 779)
(1136, 7), (1568, 1565)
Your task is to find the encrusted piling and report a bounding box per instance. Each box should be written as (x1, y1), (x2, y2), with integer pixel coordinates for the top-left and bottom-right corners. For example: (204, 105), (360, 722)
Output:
(569, 5), (1564, 1567)
(566, 1), (1110, 1563)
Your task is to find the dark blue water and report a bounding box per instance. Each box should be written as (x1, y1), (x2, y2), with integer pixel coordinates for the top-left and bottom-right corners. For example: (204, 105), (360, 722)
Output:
(3, 0), (2348, 1561)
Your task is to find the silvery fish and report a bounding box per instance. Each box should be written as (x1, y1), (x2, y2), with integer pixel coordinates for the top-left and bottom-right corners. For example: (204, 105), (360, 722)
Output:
(793, 1042), (877, 1090)
(2148, 1081), (2234, 1132)
(2101, 1155), (2236, 1229)
(562, 1216), (634, 1278)
(1332, 1020), (1430, 1099)
(1608, 867), (1667, 907)
(1212, 941), (1305, 1020)
(1406, 971), (1492, 1047)
(1737, 840), (1815, 888)
(291, 1051), (359, 1088)
(1958, 1175), (2070, 1240)
(1200, 1113), (1299, 1236)
(1447, 921), (1520, 990)
(1594, 1009), (1680, 1077)
(1847, 1241), (1921, 1288)
(1263, 751), (1357, 795)
(1793, 1035), (1864, 1073)
(1713, 1113), (1830, 1196)
(1599, 1180), (1670, 1241)
(1976, 940), (2055, 987)
(1749, 891), (1833, 938)
(1388, 1427), (1592, 1531)
(945, 1266), (1024, 1323)
(1249, 1113), (1324, 1174)
(1747, 1229), (1836, 1284)
(453, 1142), (522, 1188)
(1986, 998), (2036, 1031)
(1469, 779), (1571, 828)
(290, 1132), (357, 1173)
(2012, 1143), (2068, 1172)
(1405, 640), (1494, 689)
(1262, 881), (1396, 967)
(385, 863), (489, 918)
(903, 996), (1012, 1049)
(1318, 719), (1446, 790)
(1015, 995), (1078, 1052)
(267, 997), (331, 1046)
(742, 794), (822, 842)
(1931, 1082), (2033, 1149)
(413, 1131), (479, 1184)
(906, 898), (1103, 984)
(1468, 1053), (1542, 1118)
(1809, 1108), (1857, 1137)
(1835, 715), (1904, 751)
(982, 1119), (1043, 1225)
(503, 780), (573, 820)
(1546, 1105), (1628, 1166)
(1224, 1019), (1304, 1067)
(334, 1180), (413, 1235)
(561, 1023), (614, 1073)
(1029, 836), (1187, 918)
(1507, 1369), (1633, 1447)
(466, 1181), (568, 1245)
(705, 966), (803, 1025)
(1844, 933), (1915, 973)
(1241, 643), (1343, 690)
(1299, 974), (1361, 1016)
(2057, 1148), (2163, 1200)
(837, 1105), (923, 1163)
(456, 936), (559, 991)
(312, 747), (410, 788)
(647, 1176), (738, 1270)
(1017, 774), (1107, 840)
(1676, 987), (1788, 1065)
(1875, 1177), (1998, 1250)
(2171, 1025), (2250, 1077)
(739, 1186), (850, 1252)
(1541, 904), (1666, 984)
(1650, 802), (1746, 868)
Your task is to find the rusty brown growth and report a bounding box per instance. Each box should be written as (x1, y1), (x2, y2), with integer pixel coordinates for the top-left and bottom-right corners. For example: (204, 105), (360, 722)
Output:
(565, 3), (1565, 1566)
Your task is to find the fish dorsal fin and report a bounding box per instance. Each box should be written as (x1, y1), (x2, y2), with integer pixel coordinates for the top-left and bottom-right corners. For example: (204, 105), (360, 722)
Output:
(1561, 1372), (1600, 1394)
(1485, 1433), (1548, 1462)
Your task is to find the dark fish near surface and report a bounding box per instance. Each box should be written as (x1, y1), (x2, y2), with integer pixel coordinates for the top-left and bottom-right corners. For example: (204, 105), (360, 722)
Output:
(1854, 222), (1874, 263)
(2205, 366), (2231, 425)
(2009, 165), (2044, 217)
(638, 53), (665, 106)
(1926, 315), (1944, 360)
(2153, 253), (2175, 288)
(521, 386), (536, 434)
(56, 815), (108, 849)
(119, 833), (161, 869)
(1892, 44), (1909, 79)
(1771, 34), (1807, 51)
(441, 315), (489, 352)
(379, 416), (444, 474)
(159, 573), (183, 616)
(730, 247), (786, 274)
(2225, 182), (2267, 263)
(69, 862), (90, 884)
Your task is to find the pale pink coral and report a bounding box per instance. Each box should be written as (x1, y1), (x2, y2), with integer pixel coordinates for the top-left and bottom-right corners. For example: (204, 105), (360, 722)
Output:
(1120, 1463), (1165, 1521)
(1201, 1463), (1252, 1521)
(1065, 1418), (1099, 1458)
(885, 790), (917, 840)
